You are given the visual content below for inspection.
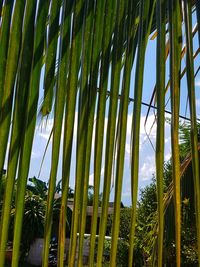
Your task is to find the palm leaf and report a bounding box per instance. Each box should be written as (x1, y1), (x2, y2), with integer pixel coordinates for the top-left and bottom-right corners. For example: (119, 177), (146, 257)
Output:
(0, 0), (14, 110)
(129, 0), (156, 265)
(0, 0), (199, 266)
(41, 0), (61, 116)
(76, 0), (99, 265)
(0, 2), (37, 265)
(0, 0), (3, 16)
(183, 0), (200, 262)
(88, 0), (114, 264)
(110, 0), (137, 264)
(42, 0), (73, 265)
(168, 1), (182, 265)
(155, 0), (166, 265)
(55, 1), (74, 266)
(61, 0), (85, 265)
(96, 0), (125, 263)
(196, 0), (200, 45)
(11, 1), (50, 265)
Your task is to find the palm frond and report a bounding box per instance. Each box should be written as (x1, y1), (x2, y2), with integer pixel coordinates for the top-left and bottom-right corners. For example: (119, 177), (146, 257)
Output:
(0, 0), (199, 266)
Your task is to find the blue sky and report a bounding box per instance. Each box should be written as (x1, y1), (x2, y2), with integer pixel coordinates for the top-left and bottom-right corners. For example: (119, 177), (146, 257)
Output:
(28, 15), (200, 207)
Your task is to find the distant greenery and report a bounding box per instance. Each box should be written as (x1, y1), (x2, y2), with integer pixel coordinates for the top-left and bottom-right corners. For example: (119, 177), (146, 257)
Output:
(0, 177), (73, 262)
(3, 122), (199, 265)
(105, 208), (132, 266)
(136, 176), (198, 265)
(105, 122), (199, 265)
(135, 122), (199, 265)
(106, 173), (198, 265)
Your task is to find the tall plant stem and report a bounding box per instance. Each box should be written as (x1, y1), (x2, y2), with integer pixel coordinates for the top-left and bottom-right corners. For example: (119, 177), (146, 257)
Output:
(56, 1), (74, 266)
(11, 1), (50, 266)
(184, 0), (200, 265)
(155, 0), (166, 265)
(0, 1), (37, 266)
(168, 0), (182, 266)
(128, 0), (156, 265)
(110, 0), (137, 264)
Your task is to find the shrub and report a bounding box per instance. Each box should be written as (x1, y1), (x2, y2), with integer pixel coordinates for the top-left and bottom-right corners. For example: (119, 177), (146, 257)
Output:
(100, 238), (129, 266)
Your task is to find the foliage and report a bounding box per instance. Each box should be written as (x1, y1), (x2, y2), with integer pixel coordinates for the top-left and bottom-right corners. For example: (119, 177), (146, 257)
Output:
(136, 182), (158, 263)
(0, 0), (199, 266)
(100, 239), (129, 267)
(123, 122), (200, 265)
(135, 177), (198, 265)
(27, 177), (74, 199)
(19, 193), (46, 257)
(4, 177), (73, 260)
(86, 185), (102, 206)
(0, 174), (8, 211)
(116, 239), (130, 267)
(107, 207), (132, 240)
(107, 207), (146, 266)
(181, 201), (198, 264)
(179, 122), (200, 160)
(102, 239), (111, 263)
(27, 177), (48, 200)
(51, 197), (72, 239)
(25, 178), (73, 240)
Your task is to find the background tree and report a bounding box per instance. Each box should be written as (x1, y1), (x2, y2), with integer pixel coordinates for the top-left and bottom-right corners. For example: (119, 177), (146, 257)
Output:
(136, 122), (199, 265)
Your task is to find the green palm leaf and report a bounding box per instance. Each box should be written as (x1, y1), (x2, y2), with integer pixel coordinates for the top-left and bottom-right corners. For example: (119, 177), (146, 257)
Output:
(155, 0), (166, 265)
(11, 1), (50, 265)
(0, 1), (37, 266)
(0, 0), (199, 266)
(168, 1), (182, 265)
(183, 0), (200, 263)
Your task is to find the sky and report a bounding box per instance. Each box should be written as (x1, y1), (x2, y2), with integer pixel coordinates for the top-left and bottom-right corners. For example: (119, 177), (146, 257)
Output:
(27, 14), (200, 207)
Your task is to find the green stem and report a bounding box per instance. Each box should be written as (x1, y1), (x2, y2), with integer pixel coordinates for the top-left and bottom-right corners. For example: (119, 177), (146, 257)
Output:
(128, 0), (156, 265)
(11, 1), (50, 266)
(62, 0), (85, 264)
(0, 0), (14, 109)
(77, 0), (95, 264)
(110, 0), (137, 265)
(155, 0), (166, 265)
(0, 1), (37, 266)
(41, 0), (61, 116)
(96, 0), (124, 264)
(56, 1), (74, 266)
(168, 1), (182, 266)
(184, 0), (200, 265)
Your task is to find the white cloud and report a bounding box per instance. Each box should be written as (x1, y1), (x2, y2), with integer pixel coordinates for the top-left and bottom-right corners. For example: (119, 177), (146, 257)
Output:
(122, 189), (131, 198)
(195, 80), (200, 87)
(125, 143), (131, 155)
(165, 137), (170, 144)
(196, 98), (200, 107)
(30, 108), (172, 206)
(139, 159), (155, 181)
(165, 153), (171, 161)
(140, 114), (157, 136)
(126, 114), (132, 136)
(89, 167), (104, 186)
(36, 119), (54, 140)
(123, 113), (171, 184)
(126, 113), (157, 141)
(31, 151), (41, 159)
(89, 173), (94, 186)
(126, 114), (157, 153)
(36, 112), (79, 141)
(39, 132), (52, 141)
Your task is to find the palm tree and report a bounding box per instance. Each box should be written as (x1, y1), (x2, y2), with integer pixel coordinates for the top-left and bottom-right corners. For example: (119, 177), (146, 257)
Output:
(0, 0), (199, 266)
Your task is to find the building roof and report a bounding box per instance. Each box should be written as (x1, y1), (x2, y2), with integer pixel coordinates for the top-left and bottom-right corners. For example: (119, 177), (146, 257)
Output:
(67, 200), (114, 217)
